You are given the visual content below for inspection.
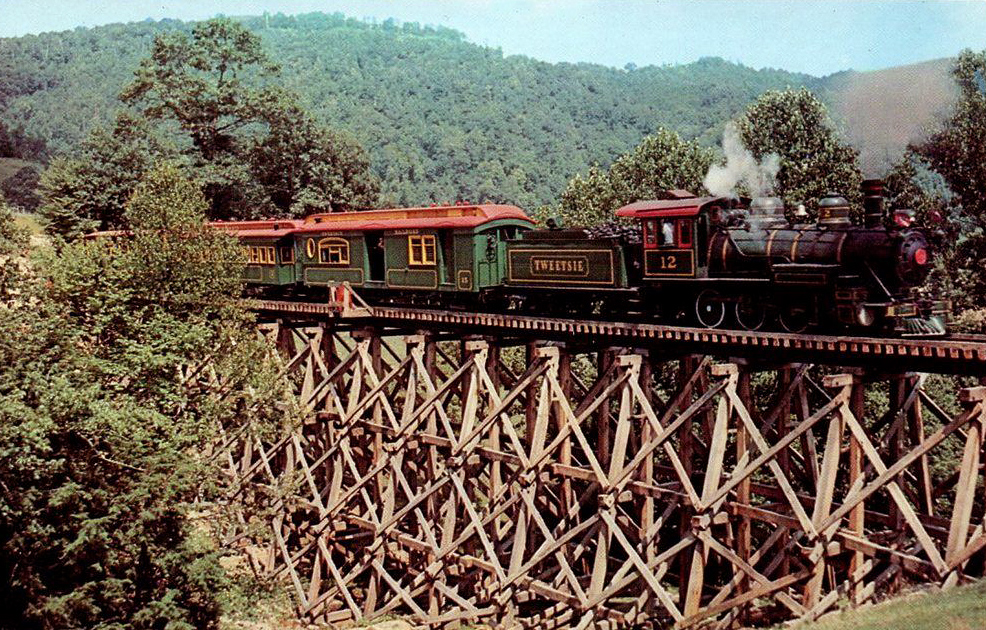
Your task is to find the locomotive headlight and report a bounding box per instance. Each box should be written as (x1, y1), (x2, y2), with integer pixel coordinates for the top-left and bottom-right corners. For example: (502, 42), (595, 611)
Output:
(856, 304), (876, 327)
(913, 247), (928, 266)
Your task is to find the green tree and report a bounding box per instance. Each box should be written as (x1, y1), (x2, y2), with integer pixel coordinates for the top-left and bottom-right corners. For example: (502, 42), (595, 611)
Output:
(121, 18), (377, 219)
(735, 88), (862, 215)
(250, 97), (379, 216)
(913, 49), (986, 309)
(0, 163), (281, 628)
(38, 111), (176, 239)
(1, 165), (41, 212)
(555, 128), (715, 226)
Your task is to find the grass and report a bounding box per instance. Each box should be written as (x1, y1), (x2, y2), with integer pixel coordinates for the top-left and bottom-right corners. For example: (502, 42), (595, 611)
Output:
(791, 580), (986, 630)
(13, 212), (44, 236)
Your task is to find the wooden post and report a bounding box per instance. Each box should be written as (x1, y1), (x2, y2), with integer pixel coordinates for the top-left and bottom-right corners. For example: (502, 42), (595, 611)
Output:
(905, 374), (934, 516)
(848, 371), (866, 604)
(678, 354), (701, 610)
(596, 348), (616, 468)
(804, 373), (849, 608)
(944, 387), (986, 586)
(735, 368), (753, 622)
(524, 341), (538, 448)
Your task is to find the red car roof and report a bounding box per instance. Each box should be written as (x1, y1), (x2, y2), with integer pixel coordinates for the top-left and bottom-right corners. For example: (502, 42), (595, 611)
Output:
(211, 204), (532, 238)
(87, 204), (533, 240)
(616, 196), (726, 219)
(208, 219), (305, 239)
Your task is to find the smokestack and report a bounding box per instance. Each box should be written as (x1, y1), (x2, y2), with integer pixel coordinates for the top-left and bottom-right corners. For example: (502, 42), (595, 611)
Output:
(862, 179), (885, 228)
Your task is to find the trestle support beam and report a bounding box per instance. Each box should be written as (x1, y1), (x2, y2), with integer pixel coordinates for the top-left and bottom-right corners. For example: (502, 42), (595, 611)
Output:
(215, 321), (986, 628)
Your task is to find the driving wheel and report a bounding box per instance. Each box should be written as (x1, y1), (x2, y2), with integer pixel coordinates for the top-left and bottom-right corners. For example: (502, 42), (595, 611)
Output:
(695, 289), (726, 328)
(779, 303), (811, 333)
(735, 296), (767, 331)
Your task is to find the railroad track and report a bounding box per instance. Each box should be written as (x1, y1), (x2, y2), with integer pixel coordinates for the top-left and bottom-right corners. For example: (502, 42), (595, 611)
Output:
(252, 299), (986, 375)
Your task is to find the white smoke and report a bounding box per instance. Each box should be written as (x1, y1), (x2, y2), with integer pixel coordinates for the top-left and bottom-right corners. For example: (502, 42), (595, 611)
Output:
(703, 123), (780, 198)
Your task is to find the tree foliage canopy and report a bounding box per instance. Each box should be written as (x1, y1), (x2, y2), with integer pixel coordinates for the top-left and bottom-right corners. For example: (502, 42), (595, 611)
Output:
(37, 18), (379, 237)
(0, 163), (283, 628)
(119, 18), (378, 220)
(913, 49), (986, 309)
(554, 128), (715, 226)
(38, 111), (176, 239)
(1, 165), (41, 211)
(735, 88), (862, 214)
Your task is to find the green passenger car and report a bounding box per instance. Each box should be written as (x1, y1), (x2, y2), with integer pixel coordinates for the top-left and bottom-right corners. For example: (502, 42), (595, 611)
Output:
(211, 220), (301, 286)
(290, 204), (534, 295)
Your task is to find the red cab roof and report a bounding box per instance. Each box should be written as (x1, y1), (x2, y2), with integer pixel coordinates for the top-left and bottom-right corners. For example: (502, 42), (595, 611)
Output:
(616, 196), (727, 219)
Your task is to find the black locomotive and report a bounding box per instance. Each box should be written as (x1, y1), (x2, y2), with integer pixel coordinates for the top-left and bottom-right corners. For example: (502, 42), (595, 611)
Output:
(502, 180), (949, 335)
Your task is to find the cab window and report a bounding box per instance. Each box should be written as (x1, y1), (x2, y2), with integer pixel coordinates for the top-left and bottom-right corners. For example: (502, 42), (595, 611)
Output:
(280, 247), (294, 264)
(644, 220), (658, 248)
(678, 220), (693, 247)
(659, 220), (675, 247)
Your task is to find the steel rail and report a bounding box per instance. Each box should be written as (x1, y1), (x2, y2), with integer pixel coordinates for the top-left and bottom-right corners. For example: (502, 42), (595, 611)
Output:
(251, 299), (986, 375)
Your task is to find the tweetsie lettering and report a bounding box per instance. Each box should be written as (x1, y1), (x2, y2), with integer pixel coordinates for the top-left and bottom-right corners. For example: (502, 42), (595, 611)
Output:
(530, 256), (589, 277)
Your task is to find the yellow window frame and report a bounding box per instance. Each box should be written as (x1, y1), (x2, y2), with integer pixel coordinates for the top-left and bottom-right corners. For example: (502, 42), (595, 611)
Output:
(408, 235), (436, 266)
(280, 246), (294, 264)
(318, 238), (350, 265)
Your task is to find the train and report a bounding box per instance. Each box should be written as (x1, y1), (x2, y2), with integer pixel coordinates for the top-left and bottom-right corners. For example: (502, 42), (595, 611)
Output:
(209, 179), (950, 336)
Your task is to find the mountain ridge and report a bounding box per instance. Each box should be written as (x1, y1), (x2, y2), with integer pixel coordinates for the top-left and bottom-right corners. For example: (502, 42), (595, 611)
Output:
(0, 12), (958, 208)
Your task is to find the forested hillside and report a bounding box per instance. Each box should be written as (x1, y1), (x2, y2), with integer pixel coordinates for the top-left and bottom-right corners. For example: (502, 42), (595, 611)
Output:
(0, 12), (821, 209)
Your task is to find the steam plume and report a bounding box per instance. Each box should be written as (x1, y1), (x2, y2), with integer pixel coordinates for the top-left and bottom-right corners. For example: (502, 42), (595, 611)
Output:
(703, 123), (780, 198)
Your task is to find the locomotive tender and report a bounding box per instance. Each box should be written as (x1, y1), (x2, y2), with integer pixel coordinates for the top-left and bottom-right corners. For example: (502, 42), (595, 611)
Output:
(214, 181), (948, 336)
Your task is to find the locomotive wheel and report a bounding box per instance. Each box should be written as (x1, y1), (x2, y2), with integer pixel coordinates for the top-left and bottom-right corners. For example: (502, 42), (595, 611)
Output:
(735, 296), (767, 331)
(779, 303), (811, 333)
(695, 290), (726, 328)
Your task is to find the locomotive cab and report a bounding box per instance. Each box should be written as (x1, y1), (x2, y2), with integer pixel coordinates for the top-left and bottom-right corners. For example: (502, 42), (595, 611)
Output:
(618, 193), (732, 282)
(640, 216), (701, 277)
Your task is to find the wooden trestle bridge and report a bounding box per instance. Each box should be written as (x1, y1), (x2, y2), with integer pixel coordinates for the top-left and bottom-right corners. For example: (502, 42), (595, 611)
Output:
(211, 298), (986, 629)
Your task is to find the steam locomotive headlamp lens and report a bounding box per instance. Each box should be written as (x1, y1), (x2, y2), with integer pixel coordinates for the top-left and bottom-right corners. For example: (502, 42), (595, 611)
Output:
(856, 305), (876, 327)
(913, 247), (928, 266)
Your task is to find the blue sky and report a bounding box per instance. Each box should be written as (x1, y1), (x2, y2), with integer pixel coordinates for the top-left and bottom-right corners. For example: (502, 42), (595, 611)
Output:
(2, 1), (984, 76)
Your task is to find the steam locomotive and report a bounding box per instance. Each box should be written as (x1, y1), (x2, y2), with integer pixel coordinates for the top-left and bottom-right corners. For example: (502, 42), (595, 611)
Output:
(214, 179), (949, 336)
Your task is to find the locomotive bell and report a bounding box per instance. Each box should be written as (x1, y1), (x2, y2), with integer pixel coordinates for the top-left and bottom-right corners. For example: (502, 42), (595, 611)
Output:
(817, 193), (852, 227)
